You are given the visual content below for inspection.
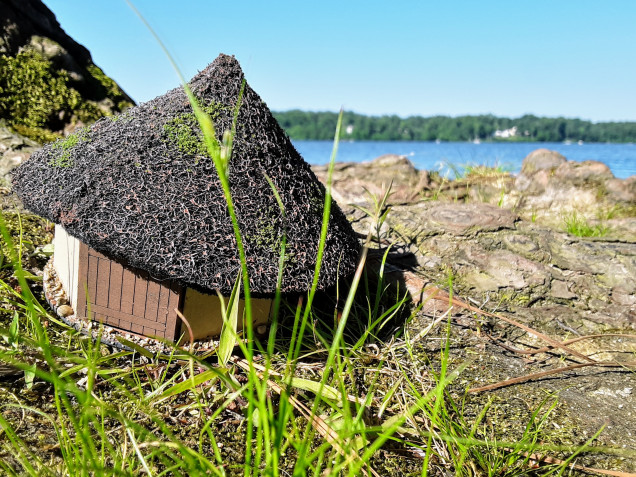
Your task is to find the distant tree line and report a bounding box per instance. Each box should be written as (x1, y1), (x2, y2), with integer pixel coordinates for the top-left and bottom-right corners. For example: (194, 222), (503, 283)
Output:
(272, 110), (636, 143)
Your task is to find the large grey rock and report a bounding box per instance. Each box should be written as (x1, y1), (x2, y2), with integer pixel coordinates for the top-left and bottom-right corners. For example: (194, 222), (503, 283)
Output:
(0, 121), (39, 182)
(312, 154), (431, 205)
(422, 202), (516, 236)
(520, 148), (567, 174)
(605, 176), (636, 202)
(504, 149), (636, 241)
(554, 159), (614, 184)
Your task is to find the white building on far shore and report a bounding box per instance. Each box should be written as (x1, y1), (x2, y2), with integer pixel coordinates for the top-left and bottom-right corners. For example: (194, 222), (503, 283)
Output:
(493, 126), (518, 138)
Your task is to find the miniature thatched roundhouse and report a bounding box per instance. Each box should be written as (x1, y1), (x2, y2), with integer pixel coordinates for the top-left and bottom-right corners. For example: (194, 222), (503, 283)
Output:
(12, 54), (359, 342)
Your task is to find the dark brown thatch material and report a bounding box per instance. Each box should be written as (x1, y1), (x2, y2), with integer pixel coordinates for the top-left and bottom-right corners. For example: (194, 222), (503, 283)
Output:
(12, 54), (359, 295)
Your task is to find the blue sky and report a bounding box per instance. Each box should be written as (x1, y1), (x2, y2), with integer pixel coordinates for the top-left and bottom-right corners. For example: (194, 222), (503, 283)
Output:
(41, 0), (636, 122)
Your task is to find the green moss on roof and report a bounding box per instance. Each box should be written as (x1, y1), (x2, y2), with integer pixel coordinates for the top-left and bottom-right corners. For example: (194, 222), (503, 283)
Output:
(49, 127), (90, 167)
(163, 103), (230, 160)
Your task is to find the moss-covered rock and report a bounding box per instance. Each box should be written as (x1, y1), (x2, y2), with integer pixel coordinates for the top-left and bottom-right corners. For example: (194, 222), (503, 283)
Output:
(0, 0), (134, 143)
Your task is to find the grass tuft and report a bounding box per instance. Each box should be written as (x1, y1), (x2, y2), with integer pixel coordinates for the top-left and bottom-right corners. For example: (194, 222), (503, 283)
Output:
(562, 211), (610, 237)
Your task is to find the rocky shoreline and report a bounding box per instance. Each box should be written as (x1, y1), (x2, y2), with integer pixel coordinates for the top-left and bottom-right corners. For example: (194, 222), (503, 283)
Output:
(312, 149), (635, 326)
(313, 149), (636, 470)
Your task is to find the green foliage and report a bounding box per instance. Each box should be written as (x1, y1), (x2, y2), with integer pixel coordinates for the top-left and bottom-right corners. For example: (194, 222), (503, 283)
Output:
(162, 103), (229, 159)
(563, 211), (610, 237)
(273, 110), (636, 143)
(10, 124), (61, 144)
(0, 213), (52, 280)
(0, 50), (85, 136)
(217, 270), (242, 366)
(49, 127), (90, 168)
(597, 203), (636, 219)
(463, 163), (510, 178)
(0, 50), (129, 143)
(86, 64), (134, 112)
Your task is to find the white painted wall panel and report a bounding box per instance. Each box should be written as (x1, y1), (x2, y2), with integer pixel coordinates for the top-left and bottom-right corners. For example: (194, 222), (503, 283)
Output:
(182, 289), (271, 339)
(53, 225), (80, 310)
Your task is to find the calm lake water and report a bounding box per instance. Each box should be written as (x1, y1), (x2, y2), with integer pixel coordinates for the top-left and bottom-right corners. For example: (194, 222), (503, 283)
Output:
(293, 140), (636, 179)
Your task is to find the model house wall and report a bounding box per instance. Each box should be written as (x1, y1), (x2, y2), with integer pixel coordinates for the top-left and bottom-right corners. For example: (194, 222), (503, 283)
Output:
(53, 225), (80, 309)
(53, 226), (271, 342)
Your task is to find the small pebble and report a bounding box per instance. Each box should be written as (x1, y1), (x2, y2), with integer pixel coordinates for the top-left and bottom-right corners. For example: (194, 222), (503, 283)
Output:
(57, 305), (74, 317)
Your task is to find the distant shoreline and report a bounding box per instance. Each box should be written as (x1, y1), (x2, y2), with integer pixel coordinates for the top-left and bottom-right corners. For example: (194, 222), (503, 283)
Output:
(274, 110), (636, 144)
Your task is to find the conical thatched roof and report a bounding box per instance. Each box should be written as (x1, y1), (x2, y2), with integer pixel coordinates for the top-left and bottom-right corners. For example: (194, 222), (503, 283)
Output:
(12, 54), (359, 295)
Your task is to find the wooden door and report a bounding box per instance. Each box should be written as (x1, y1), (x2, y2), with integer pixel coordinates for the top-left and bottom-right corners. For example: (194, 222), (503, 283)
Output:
(75, 243), (183, 341)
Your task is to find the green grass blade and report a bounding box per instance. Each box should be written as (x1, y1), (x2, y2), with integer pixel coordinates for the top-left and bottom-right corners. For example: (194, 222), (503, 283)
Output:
(217, 271), (242, 366)
(157, 370), (218, 400)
